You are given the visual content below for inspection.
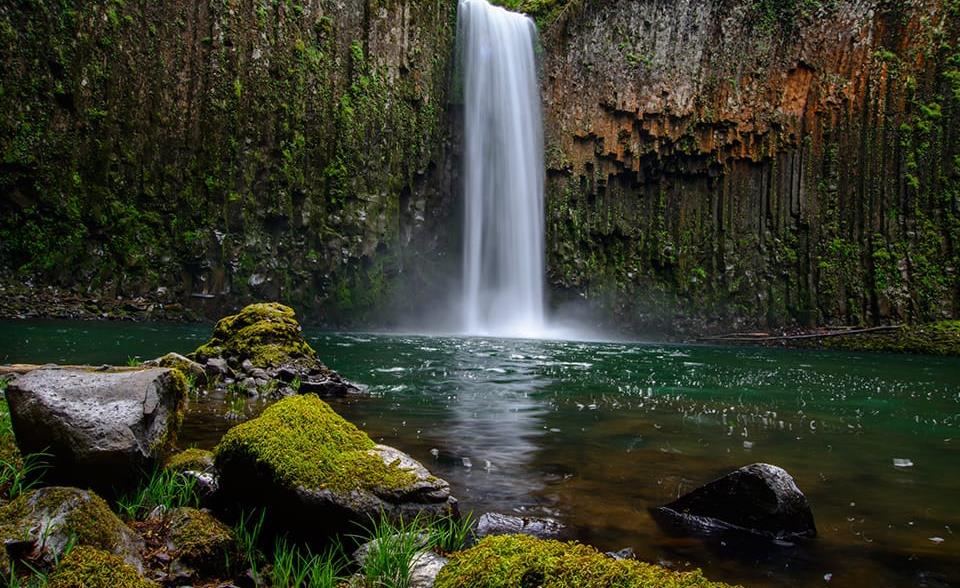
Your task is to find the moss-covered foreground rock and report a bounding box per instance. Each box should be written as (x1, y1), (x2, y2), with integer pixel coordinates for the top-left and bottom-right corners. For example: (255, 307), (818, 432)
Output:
(194, 302), (318, 368)
(48, 546), (156, 588)
(0, 487), (144, 573)
(434, 534), (738, 588)
(215, 395), (455, 534)
(165, 507), (236, 576)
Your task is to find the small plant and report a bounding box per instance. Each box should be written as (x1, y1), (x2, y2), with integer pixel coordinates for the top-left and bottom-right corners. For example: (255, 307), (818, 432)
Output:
(426, 512), (475, 554)
(355, 513), (428, 588)
(125, 356), (142, 367)
(0, 451), (51, 500)
(290, 376), (302, 393)
(270, 537), (347, 588)
(183, 371), (197, 392)
(233, 510), (266, 580)
(116, 468), (199, 520)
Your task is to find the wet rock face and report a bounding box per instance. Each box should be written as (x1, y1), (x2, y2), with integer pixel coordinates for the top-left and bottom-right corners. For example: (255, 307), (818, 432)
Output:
(474, 512), (566, 540)
(539, 0), (959, 333)
(5, 368), (186, 492)
(653, 463), (816, 540)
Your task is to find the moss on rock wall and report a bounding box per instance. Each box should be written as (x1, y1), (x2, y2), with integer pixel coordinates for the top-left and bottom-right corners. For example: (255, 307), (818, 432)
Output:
(0, 0), (458, 325)
(536, 0), (960, 334)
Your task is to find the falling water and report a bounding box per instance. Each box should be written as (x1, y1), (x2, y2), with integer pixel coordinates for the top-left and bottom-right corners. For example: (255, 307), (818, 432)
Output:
(459, 0), (546, 338)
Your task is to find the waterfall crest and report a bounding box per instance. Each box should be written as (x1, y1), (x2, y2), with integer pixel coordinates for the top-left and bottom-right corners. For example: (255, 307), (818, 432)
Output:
(458, 0), (546, 338)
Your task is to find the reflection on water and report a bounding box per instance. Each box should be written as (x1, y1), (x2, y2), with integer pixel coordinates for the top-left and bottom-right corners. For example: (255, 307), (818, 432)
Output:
(440, 339), (549, 506)
(1, 321), (959, 587)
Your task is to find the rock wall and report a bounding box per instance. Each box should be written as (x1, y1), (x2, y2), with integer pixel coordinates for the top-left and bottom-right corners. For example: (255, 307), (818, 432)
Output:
(3, 0), (958, 333)
(536, 0), (960, 333)
(0, 0), (458, 325)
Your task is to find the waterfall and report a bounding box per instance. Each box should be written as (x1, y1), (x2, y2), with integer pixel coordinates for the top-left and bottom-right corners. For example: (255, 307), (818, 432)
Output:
(458, 0), (546, 338)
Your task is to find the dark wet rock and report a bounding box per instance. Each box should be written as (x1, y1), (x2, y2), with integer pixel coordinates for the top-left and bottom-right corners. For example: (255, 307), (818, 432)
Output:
(204, 357), (231, 379)
(215, 395), (456, 537)
(276, 366), (298, 382)
(606, 547), (635, 560)
(6, 368), (187, 491)
(474, 512), (566, 540)
(297, 375), (362, 397)
(652, 463), (816, 540)
(0, 487), (145, 572)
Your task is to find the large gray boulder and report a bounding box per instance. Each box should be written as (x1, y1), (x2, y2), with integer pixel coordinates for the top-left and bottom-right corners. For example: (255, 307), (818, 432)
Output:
(214, 395), (455, 537)
(6, 367), (187, 492)
(653, 463), (816, 540)
(0, 487), (144, 573)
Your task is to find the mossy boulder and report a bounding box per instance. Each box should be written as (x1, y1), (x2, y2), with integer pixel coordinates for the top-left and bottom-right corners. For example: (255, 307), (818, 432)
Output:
(0, 487), (144, 573)
(165, 448), (215, 473)
(193, 303), (319, 369)
(192, 303), (361, 396)
(164, 507), (236, 576)
(48, 546), (156, 588)
(5, 368), (187, 493)
(215, 395), (455, 535)
(434, 534), (738, 588)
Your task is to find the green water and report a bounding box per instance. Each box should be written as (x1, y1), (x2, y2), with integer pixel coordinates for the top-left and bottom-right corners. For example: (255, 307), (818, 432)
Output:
(1, 321), (958, 587)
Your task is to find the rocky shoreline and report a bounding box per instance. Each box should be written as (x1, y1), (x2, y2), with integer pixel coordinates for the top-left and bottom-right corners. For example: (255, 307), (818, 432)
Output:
(0, 302), (824, 587)
(3, 285), (959, 358)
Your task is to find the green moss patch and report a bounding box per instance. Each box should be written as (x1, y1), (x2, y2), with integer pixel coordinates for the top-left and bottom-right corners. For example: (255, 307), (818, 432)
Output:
(165, 448), (215, 472)
(166, 507), (236, 572)
(434, 535), (738, 588)
(214, 395), (415, 493)
(194, 303), (317, 368)
(0, 487), (127, 552)
(821, 321), (960, 356)
(48, 546), (156, 588)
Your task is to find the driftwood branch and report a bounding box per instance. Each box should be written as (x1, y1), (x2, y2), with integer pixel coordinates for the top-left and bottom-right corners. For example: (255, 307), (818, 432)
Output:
(694, 325), (904, 343)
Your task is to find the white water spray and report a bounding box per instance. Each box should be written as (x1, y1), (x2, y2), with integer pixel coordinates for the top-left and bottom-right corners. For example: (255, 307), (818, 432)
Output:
(459, 0), (546, 338)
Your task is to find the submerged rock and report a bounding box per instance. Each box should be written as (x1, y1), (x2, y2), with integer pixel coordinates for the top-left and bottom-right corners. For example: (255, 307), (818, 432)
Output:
(653, 463), (816, 540)
(6, 367), (186, 491)
(0, 487), (145, 573)
(474, 512), (565, 540)
(191, 302), (361, 396)
(215, 395), (455, 535)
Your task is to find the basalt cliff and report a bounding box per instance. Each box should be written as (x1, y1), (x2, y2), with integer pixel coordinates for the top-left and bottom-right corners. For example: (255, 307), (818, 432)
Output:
(1, 0), (957, 333)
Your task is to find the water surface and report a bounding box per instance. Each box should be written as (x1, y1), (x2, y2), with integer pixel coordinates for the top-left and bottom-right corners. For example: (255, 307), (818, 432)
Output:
(1, 320), (958, 587)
